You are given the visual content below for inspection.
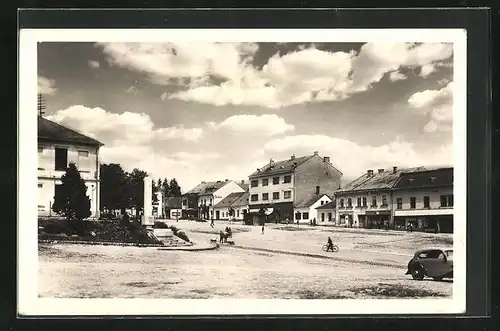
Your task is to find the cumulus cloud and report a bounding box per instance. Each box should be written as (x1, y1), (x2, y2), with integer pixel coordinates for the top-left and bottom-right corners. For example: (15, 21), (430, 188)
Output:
(88, 60), (100, 68)
(211, 114), (295, 136)
(160, 92), (168, 101)
(38, 76), (57, 95)
(263, 134), (452, 179)
(97, 42), (453, 109)
(408, 82), (453, 133)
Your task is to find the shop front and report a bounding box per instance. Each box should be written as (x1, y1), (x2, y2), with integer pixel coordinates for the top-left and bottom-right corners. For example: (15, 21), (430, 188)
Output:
(365, 210), (391, 229)
(248, 201), (294, 223)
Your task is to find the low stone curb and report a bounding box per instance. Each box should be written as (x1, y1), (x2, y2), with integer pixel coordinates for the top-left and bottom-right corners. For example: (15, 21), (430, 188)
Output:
(157, 243), (220, 252)
(38, 239), (167, 248)
(229, 245), (405, 269)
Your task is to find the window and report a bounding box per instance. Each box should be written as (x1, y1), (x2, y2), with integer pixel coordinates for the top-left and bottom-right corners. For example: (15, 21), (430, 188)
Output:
(315, 186), (320, 195)
(78, 151), (90, 171)
(262, 178), (269, 186)
(382, 195), (387, 206)
(302, 212), (309, 219)
(423, 196), (430, 208)
(262, 193), (269, 201)
(339, 198), (344, 208)
(357, 197), (361, 207)
(410, 197), (416, 209)
(284, 190), (291, 199)
(396, 198), (402, 209)
(347, 198), (352, 208)
(251, 194), (258, 202)
(209, 199), (212, 206)
(38, 183), (43, 188)
(251, 180), (258, 187)
(54, 148), (68, 171)
(371, 195), (377, 207)
(440, 195), (454, 207)
(237, 210), (240, 217)
(362, 197), (367, 207)
(273, 192), (280, 200)
(182, 199), (187, 206)
(295, 212), (302, 220)
(38, 147), (43, 153)
(273, 177), (280, 185)
(284, 175), (291, 183)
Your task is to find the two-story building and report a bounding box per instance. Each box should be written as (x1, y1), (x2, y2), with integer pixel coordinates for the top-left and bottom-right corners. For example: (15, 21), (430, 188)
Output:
(391, 167), (453, 233)
(315, 200), (336, 223)
(248, 152), (342, 223)
(212, 191), (249, 220)
(335, 167), (425, 228)
(182, 179), (245, 220)
(37, 116), (104, 218)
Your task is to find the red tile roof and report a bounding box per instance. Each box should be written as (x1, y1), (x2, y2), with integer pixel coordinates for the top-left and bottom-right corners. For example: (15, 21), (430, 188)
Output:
(294, 194), (332, 208)
(38, 116), (103, 147)
(214, 192), (248, 208)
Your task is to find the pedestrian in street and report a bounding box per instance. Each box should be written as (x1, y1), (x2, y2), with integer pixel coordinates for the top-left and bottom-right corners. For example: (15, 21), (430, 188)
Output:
(262, 224), (265, 235)
(210, 217), (215, 228)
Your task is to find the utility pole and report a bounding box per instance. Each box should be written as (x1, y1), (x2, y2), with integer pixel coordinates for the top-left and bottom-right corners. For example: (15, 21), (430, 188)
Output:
(37, 93), (46, 117)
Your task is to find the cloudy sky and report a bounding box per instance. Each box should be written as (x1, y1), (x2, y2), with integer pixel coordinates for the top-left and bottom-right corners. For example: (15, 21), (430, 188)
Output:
(38, 41), (454, 192)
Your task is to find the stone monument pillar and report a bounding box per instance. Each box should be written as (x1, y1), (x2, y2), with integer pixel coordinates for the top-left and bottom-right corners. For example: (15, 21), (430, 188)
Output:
(142, 175), (154, 230)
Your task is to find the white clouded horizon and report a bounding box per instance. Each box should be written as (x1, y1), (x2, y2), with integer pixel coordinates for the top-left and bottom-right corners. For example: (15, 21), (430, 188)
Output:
(211, 114), (295, 136)
(96, 42), (453, 109)
(38, 76), (57, 95)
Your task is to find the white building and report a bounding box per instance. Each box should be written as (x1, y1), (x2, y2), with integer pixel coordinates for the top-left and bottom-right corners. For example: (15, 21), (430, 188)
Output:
(37, 116), (103, 218)
(293, 194), (332, 224)
(315, 200), (336, 223)
(213, 192), (249, 220)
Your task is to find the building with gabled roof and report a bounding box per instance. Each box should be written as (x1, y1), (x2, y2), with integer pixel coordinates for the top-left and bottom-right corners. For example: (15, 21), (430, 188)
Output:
(294, 194), (333, 225)
(37, 116), (104, 219)
(335, 166), (426, 228)
(212, 191), (249, 221)
(391, 167), (453, 233)
(248, 152), (342, 223)
(316, 200), (336, 223)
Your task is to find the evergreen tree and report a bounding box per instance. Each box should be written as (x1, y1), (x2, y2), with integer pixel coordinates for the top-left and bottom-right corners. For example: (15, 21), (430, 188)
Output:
(152, 178), (159, 205)
(99, 163), (128, 213)
(162, 178), (170, 197)
(169, 178), (182, 197)
(52, 162), (91, 233)
(126, 168), (148, 217)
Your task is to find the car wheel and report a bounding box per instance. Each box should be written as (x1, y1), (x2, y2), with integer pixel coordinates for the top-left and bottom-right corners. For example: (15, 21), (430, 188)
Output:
(411, 267), (425, 280)
(433, 277), (443, 281)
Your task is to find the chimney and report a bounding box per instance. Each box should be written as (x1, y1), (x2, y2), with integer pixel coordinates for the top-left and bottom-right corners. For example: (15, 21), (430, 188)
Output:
(241, 180), (244, 184)
(290, 154), (296, 160)
(378, 169), (384, 174)
(225, 179), (228, 182)
(314, 151), (319, 156)
(367, 169), (374, 177)
(323, 156), (330, 163)
(393, 166), (398, 174)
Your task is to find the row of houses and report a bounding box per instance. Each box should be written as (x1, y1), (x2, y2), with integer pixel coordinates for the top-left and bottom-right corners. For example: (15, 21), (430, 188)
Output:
(37, 117), (453, 233)
(181, 153), (454, 233)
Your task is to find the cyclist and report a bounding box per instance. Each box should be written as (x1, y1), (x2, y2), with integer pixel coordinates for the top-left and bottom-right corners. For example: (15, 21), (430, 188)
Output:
(326, 237), (334, 252)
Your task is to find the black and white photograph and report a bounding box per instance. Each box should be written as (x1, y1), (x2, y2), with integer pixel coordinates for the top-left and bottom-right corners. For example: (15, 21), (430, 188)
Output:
(18, 28), (467, 315)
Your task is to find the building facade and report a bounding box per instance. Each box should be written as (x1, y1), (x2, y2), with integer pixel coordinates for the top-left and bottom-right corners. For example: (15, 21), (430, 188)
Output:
(315, 200), (336, 223)
(212, 191), (249, 220)
(335, 167), (425, 228)
(37, 117), (104, 219)
(391, 168), (453, 233)
(293, 194), (332, 224)
(248, 152), (342, 223)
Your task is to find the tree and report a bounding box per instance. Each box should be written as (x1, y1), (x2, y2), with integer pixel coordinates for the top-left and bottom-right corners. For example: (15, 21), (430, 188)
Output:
(99, 163), (128, 213)
(152, 178), (159, 205)
(126, 168), (148, 218)
(161, 178), (170, 197)
(52, 162), (91, 233)
(169, 178), (182, 197)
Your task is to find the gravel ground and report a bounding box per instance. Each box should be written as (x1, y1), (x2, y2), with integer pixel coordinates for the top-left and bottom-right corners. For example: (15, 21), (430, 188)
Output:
(39, 242), (452, 299)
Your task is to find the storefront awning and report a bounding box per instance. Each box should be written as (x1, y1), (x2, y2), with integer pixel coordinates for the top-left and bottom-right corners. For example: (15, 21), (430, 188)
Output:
(365, 210), (391, 215)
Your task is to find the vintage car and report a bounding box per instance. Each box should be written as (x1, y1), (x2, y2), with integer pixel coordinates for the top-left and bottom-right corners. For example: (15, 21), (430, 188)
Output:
(405, 248), (453, 281)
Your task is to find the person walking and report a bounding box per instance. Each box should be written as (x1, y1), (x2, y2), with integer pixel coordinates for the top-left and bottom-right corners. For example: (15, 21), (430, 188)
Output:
(262, 224), (265, 235)
(210, 216), (215, 228)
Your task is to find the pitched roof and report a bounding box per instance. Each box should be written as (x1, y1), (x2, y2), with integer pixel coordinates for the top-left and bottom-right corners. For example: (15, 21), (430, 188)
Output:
(230, 191), (249, 207)
(336, 167), (427, 194)
(393, 167), (453, 190)
(214, 192), (247, 208)
(38, 116), (104, 147)
(164, 197), (182, 208)
(238, 182), (250, 192)
(316, 200), (336, 210)
(249, 155), (312, 178)
(184, 180), (229, 195)
(294, 194), (332, 208)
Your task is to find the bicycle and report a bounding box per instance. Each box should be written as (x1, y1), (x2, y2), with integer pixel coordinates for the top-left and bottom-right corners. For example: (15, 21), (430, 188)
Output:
(322, 243), (339, 252)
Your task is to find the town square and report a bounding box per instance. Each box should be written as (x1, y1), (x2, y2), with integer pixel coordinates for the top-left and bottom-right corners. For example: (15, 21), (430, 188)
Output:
(31, 37), (458, 304)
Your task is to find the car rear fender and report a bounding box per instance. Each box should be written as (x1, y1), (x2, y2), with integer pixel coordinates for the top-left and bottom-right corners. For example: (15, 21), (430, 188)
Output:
(406, 259), (422, 274)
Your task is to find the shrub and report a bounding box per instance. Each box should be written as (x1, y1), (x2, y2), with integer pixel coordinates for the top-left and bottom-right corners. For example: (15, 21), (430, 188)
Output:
(154, 221), (169, 229)
(41, 218), (71, 235)
(168, 225), (190, 242)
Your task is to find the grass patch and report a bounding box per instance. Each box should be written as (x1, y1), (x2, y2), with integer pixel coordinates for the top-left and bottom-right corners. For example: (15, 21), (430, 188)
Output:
(347, 283), (448, 298)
